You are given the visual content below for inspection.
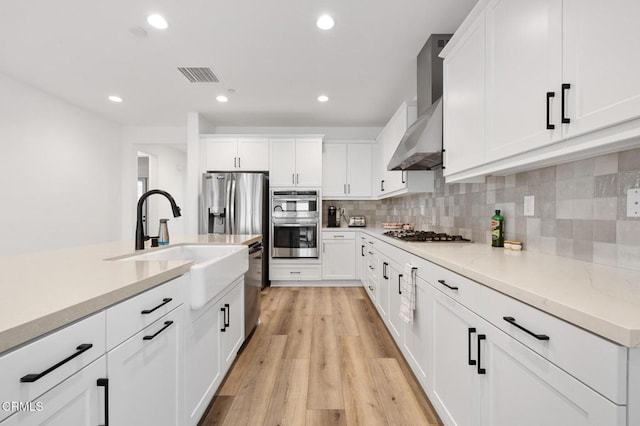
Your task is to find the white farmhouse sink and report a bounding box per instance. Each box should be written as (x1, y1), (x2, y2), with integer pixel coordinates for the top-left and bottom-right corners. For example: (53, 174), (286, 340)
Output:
(120, 245), (248, 310)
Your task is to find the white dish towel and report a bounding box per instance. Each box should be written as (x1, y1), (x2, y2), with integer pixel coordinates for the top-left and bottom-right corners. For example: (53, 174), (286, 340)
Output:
(399, 263), (416, 324)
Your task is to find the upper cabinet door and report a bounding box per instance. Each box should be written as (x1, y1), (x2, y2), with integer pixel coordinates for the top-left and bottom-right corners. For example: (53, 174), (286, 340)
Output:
(295, 138), (323, 187)
(563, 0), (640, 139)
(206, 138), (237, 171)
(443, 11), (486, 176)
(269, 139), (297, 187)
(323, 144), (348, 197)
(347, 144), (373, 197)
(237, 138), (269, 171)
(485, 0), (562, 162)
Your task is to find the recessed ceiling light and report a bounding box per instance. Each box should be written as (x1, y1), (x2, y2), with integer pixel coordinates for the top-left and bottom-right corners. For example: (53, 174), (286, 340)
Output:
(108, 95), (123, 103)
(316, 15), (335, 30)
(147, 14), (168, 30)
(216, 95), (228, 103)
(317, 95), (329, 102)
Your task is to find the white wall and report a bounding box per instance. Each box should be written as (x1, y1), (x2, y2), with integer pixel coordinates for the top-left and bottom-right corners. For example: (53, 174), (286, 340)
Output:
(121, 126), (188, 239)
(0, 71), (123, 255)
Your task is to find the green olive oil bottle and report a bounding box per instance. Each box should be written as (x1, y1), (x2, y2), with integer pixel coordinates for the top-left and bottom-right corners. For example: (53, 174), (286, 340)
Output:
(491, 210), (504, 247)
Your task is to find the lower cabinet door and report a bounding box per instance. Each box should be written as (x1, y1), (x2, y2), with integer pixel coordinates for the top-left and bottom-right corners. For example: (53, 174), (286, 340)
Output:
(401, 276), (434, 388)
(386, 263), (402, 342)
(1, 357), (107, 426)
(108, 307), (182, 426)
(220, 279), (244, 373)
(376, 258), (390, 320)
(480, 322), (626, 426)
(431, 289), (482, 426)
(322, 239), (356, 280)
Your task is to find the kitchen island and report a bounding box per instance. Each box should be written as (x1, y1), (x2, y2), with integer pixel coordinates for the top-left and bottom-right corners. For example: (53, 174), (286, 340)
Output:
(0, 234), (261, 355)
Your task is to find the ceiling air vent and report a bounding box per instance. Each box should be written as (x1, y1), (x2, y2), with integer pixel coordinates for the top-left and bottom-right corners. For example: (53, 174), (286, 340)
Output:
(177, 67), (220, 83)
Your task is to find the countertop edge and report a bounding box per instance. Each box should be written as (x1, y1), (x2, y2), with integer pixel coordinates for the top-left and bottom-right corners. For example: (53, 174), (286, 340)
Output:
(359, 229), (640, 348)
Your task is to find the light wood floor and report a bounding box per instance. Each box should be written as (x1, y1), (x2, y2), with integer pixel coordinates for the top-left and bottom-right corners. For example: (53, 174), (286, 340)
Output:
(199, 286), (442, 426)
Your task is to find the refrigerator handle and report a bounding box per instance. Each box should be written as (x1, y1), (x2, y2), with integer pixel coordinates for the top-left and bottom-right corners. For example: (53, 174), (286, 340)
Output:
(229, 178), (236, 233)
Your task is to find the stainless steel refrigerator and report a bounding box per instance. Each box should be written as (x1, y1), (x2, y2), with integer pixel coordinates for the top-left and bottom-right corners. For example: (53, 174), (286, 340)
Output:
(199, 172), (268, 339)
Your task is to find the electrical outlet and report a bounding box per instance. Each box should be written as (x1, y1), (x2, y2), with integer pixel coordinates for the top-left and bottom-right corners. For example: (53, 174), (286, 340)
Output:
(627, 188), (640, 217)
(524, 195), (535, 216)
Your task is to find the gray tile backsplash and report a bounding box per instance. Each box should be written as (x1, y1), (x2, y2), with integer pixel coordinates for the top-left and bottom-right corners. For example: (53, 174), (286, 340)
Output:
(325, 147), (640, 271)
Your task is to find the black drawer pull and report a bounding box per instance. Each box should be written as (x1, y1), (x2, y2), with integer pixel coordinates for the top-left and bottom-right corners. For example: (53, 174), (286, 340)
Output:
(361, 245), (365, 257)
(224, 303), (230, 328)
(477, 334), (486, 375)
(546, 91), (555, 130)
(503, 316), (550, 340)
(143, 321), (174, 341)
(398, 274), (403, 295)
(141, 298), (172, 314)
(468, 328), (477, 366)
(97, 378), (109, 426)
(383, 262), (389, 279)
(437, 279), (459, 291)
(561, 83), (571, 123)
(20, 343), (93, 382)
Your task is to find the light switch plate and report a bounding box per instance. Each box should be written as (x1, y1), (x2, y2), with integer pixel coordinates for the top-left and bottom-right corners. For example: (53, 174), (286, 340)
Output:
(627, 188), (640, 217)
(524, 195), (535, 216)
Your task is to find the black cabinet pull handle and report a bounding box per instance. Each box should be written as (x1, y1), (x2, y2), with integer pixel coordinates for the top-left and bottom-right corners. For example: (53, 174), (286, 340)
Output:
(143, 321), (174, 341)
(402, 170), (406, 184)
(361, 245), (365, 257)
(437, 279), (459, 291)
(546, 92), (555, 130)
(238, 157), (241, 168)
(383, 262), (388, 279)
(477, 334), (486, 375)
(220, 306), (227, 332)
(503, 316), (550, 340)
(20, 343), (93, 382)
(368, 285), (374, 291)
(97, 378), (109, 426)
(561, 83), (571, 123)
(141, 297), (172, 314)
(224, 303), (230, 328)
(381, 180), (385, 192)
(398, 274), (403, 294)
(468, 328), (477, 366)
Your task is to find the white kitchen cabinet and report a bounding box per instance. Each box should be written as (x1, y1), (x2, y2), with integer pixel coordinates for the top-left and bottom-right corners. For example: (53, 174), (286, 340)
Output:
(270, 137), (323, 187)
(480, 318), (626, 426)
(204, 137), (269, 171)
(107, 306), (183, 426)
(442, 9), (487, 176)
(322, 231), (356, 280)
(219, 278), (244, 371)
(562, 0), (640, 139)
(184, 277), (244, 425)
(485, 0), (563, 162)
(386, 261), (403, 342)
(270, 263), (322, 281)
(402, 274), (435, 389)
(323, 142), (373, 198)
(363, 242), (378, 302)
(1, 357), (107, 426)
(442, 0), (640, 183)
(0, 312), (106, 423)
(431, 287), (483, 426)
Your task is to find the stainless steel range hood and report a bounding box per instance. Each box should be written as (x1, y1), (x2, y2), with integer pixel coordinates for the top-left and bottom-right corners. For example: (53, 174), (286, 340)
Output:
(388, 34), (451, 171)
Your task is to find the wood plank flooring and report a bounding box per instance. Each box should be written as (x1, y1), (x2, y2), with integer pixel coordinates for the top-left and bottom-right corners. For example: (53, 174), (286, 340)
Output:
(199, 287), (442, 426)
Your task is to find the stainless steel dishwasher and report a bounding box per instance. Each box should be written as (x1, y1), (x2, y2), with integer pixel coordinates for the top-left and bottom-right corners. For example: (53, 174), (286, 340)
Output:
(244, 242), (263, 339)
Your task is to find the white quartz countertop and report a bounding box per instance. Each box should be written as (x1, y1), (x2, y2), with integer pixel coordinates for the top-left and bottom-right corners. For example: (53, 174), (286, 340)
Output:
(0, 234), (261, 355)
(361, 229), (640, 348)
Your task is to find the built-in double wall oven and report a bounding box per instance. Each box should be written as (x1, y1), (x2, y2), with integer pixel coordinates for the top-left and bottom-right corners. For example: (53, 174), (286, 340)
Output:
(271, 190), (319, 258)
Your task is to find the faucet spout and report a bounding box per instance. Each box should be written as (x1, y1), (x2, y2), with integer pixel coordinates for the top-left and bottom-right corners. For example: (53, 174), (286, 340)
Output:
(136, 189), (182, 250)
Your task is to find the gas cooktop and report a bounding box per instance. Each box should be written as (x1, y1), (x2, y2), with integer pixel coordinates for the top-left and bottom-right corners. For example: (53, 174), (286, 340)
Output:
(383, 230), (471, 242)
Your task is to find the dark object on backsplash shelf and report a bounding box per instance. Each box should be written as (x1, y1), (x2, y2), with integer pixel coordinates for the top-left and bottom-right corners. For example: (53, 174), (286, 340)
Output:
(491, 209), (504, 248)
(383, 230), (471, 242)
(327, 206), (339, 227)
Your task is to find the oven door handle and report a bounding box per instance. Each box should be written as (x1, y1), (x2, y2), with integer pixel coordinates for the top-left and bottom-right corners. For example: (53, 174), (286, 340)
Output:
(273, 223), (318, 227)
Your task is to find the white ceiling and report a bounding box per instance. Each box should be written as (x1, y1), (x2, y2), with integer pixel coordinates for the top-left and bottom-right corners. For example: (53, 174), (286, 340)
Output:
(0, 0), (477, 127)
